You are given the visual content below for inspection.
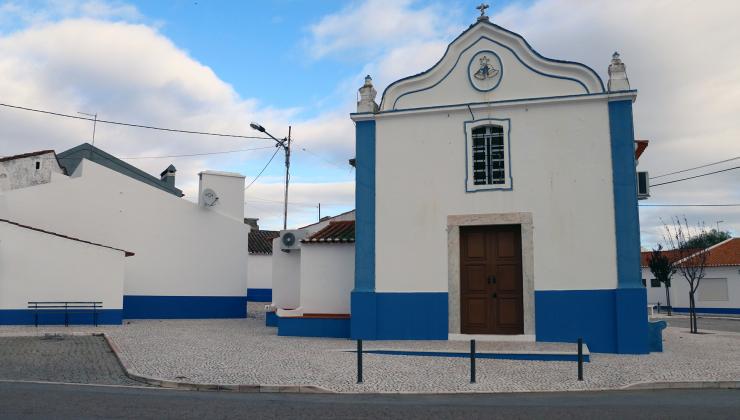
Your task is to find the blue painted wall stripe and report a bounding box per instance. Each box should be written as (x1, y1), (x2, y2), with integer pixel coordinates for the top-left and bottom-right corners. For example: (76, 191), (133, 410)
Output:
(0, 309), (122, 325)
(277, 316), (350, 338)
(354, 120), (376, 293)
(246, 288), (272, 302)
(122, 295), (246, 319)
(672, 307), (740, 315)
(608, 100), (642, 289)
(351, 292), (448, 340)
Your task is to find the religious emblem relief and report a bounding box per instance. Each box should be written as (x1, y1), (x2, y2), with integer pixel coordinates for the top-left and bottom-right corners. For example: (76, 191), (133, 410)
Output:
(468, 51), (503, 92)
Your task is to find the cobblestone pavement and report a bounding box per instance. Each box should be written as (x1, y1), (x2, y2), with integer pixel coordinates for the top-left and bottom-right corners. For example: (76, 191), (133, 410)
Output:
(662, 316), (740, 333)
(0, 335), (143, 386)
(1, 306), (738, 393)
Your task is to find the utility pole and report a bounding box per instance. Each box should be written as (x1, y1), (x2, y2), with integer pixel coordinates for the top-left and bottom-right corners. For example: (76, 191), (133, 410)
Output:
(318, 203), (321, 221)
(283, 126), (291, 230)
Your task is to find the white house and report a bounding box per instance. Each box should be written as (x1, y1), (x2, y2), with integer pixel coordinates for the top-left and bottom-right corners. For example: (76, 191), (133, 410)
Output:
(0, 218), (131, 324)
(342, 9), (650, 353)
(246, 223), (280, 302)
(0, 144), (249, 323)
(268, 211), (355, 334)
(642, 238), (740, 315)
(0, 150), (66, 191)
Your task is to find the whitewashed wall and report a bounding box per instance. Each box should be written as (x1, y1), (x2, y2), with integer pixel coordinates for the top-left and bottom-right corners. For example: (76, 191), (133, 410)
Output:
(0, 152), (64, 192)
(299, 243), (354, 314)
(0, 159), (248, 298)
(248, 254), (273, 290)
(642, 266), (740, 310)
(0, 221), (125, 310)
(374, 98), (617, 293)
(198, 171), (246, 222)
(271, 238), (301, 308)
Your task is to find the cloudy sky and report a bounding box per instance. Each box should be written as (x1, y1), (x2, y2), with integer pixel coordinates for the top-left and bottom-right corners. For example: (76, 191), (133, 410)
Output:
(0, 0), (738, 245)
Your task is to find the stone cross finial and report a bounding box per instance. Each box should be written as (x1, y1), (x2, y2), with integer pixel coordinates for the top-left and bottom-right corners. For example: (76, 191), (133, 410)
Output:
(476, 3), (490, 21)
(357, 75), (378, 113)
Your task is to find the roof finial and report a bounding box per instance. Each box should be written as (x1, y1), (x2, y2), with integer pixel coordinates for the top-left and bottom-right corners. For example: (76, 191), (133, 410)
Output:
(608, 51), (630, 92)
(476, 3), (490, 22)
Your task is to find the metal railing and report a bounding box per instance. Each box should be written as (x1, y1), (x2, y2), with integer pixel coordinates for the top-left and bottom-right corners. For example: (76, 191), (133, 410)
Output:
(27, 301), (103, 327)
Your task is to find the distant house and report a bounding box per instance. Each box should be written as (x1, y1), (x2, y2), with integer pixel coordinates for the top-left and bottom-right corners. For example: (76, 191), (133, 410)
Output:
(641, 239), (740, 315)
(0, 150), (66, 191)
(246, 220), (280, 303)
(0, 144), (248, 324)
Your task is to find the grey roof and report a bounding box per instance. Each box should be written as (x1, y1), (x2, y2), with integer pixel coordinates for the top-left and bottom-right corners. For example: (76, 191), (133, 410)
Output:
(57, 143), (183, 197)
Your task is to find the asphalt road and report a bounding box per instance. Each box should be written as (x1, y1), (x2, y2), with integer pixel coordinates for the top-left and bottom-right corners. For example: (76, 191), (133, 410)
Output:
(0, 381), (738, 420)
(664, 316), (740, 333)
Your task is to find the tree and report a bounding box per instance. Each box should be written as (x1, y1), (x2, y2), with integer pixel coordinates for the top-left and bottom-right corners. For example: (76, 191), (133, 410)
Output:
(647, 245), (676, 316)
(662, 217), (711, 333)
(681, 228), (731, 250)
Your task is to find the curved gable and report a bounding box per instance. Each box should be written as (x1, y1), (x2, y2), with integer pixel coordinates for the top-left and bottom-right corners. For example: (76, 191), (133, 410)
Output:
(379, 21), (604, 112)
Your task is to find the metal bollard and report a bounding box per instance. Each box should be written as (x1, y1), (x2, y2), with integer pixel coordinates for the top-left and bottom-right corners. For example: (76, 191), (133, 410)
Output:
(577, 338), (584, 381)
(470, 339), (476, 383)
(357, 339), (363, 384)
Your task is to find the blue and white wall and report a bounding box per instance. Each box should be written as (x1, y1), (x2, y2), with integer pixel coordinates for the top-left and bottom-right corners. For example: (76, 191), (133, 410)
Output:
(0, 220), (126, 324)
(351, 20), (648, 353)
(0, 159), (249, 320)
(643, 266), (740, 315)
(247, 253), (273, 302)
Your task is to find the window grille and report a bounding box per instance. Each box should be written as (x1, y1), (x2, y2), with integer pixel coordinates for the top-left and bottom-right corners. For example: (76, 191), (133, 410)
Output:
(471, 125), (505, 185)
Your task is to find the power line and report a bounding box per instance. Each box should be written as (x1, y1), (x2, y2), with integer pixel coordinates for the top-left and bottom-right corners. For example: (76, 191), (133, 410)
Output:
(244, 147), (281, 190)
(639, 204), (740, 207)
(650, 166), (740, 187)
(119, 146), (275, 159)
(650, 156), (740, 179)
(0, 102), (274, 140)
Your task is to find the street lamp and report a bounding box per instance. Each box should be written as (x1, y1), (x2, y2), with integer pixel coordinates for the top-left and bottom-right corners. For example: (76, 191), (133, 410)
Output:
(250, 122), (291, 230)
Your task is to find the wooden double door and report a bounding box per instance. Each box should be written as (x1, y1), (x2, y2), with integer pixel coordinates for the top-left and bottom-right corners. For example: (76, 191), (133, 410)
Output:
(460, 225), (524, 335)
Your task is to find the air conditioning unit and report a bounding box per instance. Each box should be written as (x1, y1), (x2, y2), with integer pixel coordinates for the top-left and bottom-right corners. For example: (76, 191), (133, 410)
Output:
(279, 229), (307, 251)
(637, 171), (650, 200)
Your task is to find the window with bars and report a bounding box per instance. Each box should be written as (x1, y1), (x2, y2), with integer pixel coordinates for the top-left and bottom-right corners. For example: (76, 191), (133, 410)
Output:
(471, 125), (505, 185)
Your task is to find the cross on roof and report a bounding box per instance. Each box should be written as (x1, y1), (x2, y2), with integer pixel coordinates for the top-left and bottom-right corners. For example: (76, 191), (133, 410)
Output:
(476, 3), (489, 17)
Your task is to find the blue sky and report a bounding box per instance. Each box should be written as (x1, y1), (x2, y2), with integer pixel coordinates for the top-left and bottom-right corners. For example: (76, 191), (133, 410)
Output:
(0, 0), (738, 241)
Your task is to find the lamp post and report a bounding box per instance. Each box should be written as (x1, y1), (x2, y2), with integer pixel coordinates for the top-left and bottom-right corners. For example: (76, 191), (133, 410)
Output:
(250, 122), (291, 230)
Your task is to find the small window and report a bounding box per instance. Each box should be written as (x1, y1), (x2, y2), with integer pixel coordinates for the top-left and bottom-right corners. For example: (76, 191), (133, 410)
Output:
(35, 161), (40, 170)
(641, 278), (646, 287)
(465, 119), (511, 191)
(650, 278), (661, 288)
(698, 278), (729, 301)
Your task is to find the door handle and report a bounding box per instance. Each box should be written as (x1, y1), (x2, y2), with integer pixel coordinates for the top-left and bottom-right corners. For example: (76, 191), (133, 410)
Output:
(492, 293), (497, 298)
(491, 275), (496, 284)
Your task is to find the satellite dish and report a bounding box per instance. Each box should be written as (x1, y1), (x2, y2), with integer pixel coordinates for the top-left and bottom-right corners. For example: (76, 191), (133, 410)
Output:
(281, 232), (296, 247)
(202, 188), (218, 207)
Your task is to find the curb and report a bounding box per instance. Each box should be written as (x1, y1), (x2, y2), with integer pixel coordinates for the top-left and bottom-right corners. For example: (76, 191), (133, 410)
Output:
(622, 380), (740, 391)
(100, 334), (334, 394)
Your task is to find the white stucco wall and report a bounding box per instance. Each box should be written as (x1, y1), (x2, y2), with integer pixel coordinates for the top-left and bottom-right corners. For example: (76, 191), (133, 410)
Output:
(271, 238), (301, 308)
(374, 98), (618, 293)
(248, 254), (273, 290)
(0, 152), (64, 192)
(198, 171), (246, 222)
(0, 221), (125, 310)
(0, 159), (248, 298)
(642, 266), (740, 309)
(299, 243), (355, 314)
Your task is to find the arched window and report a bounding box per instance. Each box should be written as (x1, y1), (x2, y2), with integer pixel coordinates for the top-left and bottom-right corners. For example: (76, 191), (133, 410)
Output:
(465, 119), (511, 191)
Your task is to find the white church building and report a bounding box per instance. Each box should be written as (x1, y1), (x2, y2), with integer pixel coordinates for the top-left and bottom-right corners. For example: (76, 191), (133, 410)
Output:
(344, 9), (649, 353)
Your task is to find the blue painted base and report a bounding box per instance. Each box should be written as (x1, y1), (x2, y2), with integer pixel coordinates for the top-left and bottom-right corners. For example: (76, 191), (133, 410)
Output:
(648, 320), (667, 352)
(535, 288), (650, 354)
(246, 288), (272, 302)
(266, 311), (278, 327)
(351, 291), (448, 340)
(354, 349), (589, 362)
(122, 295), (246, 319)
(278, 316), (350, 338)
(672, 307), (740, 315)
(0, 309), (122, 325)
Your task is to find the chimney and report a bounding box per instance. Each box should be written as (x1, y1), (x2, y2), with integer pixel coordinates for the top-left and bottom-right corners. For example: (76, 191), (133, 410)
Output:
(607, 52), (630, 92)
(160, 164), (176, 188)
(357, 75), (378, 113)
(244, 218), (260, 231)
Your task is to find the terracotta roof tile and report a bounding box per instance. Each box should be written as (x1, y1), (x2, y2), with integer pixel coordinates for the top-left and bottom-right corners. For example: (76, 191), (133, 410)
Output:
(302, 221), (355, 243)
(248, 230), (280, 255)
(703, 238), (740, 266)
